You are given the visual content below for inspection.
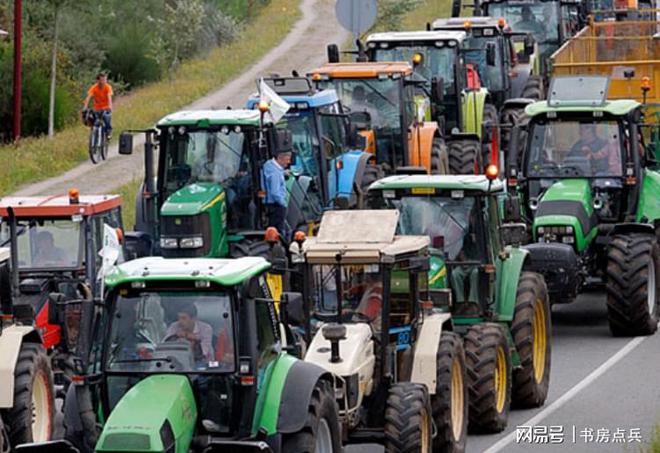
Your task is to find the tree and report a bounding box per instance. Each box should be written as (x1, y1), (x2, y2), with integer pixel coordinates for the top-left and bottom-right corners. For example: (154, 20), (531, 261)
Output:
(47, 0), (71, 138)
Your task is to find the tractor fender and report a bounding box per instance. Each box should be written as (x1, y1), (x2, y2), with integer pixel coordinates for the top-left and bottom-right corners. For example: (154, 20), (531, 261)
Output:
(494, 246), (531, 322)
(636, 169), (660, 224)
(335, 150), (371, 200)
(503, 98), (535, 111)
(609, 222), (656, 238)
(0, 325), (41, 408)
(460, 88), (489, 136)
(410, 312), (452, 394)
(276, 360), (334, 433)
(520, 243), (580, 303)
(409, 122), (440, 170)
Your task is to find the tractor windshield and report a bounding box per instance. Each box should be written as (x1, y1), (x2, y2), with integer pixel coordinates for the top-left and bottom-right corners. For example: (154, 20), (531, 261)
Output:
(372, 45), (457, 94)
(488, 2), (559, 44)
(526, 121), (623, 178)
(464, 35), (505, 92)
(0, 218), (83, 270)
(106, 291), (235, 374)
(388, 196), (481, 262)
(277, 111), (321, 178)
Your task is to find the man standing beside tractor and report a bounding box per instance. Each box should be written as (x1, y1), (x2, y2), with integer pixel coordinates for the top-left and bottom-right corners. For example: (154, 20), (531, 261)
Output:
(262, 149), (293, 237)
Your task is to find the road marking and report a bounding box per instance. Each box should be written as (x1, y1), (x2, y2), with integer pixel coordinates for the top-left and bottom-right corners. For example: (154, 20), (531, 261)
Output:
(483, 334), (648, 453)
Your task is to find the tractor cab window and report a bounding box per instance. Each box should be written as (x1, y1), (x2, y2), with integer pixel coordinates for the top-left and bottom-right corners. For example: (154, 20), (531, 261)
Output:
(489, 3), (559, 45)
(527, 121), (623, 178)
(1, 218), (83, 270)
(464, 35), (504, 91)
(277, 112), (320, 178)
(106, 291), (235, 374)
(372, 45), (457, 94)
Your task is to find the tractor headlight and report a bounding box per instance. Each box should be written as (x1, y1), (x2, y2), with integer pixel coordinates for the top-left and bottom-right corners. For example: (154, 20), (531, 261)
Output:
(566, 226), (574, 234)
(160, 237), (179, 249)
(179, 237), (204, 249)
(537, 227), (545, 235)
(562, 236), (575, 244)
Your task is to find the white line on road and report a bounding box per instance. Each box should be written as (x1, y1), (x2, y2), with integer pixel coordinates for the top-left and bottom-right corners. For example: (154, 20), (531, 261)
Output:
(483, 334), (649, 453)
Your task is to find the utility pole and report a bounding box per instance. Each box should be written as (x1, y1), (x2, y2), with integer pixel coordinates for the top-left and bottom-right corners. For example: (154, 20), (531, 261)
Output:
(13, 0), (22, 141)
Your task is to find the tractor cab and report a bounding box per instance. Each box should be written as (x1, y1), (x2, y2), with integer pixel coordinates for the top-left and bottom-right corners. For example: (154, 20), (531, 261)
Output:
(0, 192), (124, 353)
(308, 62), (448, 175)
(247, 76), (382, 209)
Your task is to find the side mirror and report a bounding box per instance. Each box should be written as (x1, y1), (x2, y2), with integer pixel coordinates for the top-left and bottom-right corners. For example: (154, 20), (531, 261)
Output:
(281, 292), (304, 326)
(327, 43), (340, 63)
(431, 77), (445, 104)
(500, 222), (527, 246)
(408, 255), (430, 272)
(486, 42), (497, 67)
(118, 132), (134, 155)
(503, 196), (522, 222)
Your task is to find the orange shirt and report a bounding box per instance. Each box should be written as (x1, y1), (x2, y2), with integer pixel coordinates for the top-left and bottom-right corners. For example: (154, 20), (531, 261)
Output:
(88, 83), (113, 111)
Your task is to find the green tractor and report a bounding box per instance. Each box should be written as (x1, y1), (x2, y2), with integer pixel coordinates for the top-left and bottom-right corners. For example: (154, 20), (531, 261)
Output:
(367, 174), (551, 432)
(504, 75), (660, 336)
(289, 210), (468, 451)
(17, 256), (341, 453)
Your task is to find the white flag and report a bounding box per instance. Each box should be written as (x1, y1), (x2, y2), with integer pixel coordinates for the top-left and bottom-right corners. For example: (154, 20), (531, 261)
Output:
(259, 78), (290, 123)
(97, 224), (121, 280)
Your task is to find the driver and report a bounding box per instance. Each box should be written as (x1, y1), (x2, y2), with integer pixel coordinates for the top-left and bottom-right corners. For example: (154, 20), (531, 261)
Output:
(353, 273), (383, 333)
(164, 304), (214, 362)
(450, 213), (479, 304)
(34, 231), (67, 266)
(568, 124), (619, 174)
(514, 6), (545, 38)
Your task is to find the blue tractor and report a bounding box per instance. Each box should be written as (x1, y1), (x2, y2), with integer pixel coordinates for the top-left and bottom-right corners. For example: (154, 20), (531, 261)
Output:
(247, 76), (383, 213)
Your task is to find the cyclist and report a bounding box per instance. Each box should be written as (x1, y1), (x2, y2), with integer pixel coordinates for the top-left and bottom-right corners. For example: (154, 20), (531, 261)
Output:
(83, 73), (113, 140)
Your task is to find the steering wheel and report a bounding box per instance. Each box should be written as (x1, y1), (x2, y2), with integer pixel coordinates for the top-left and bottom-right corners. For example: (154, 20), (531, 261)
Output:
(559, 165), (583, 177)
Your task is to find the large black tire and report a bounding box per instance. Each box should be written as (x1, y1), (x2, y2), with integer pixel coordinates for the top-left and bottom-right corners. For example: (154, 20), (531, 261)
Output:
(0, 417), (9, 453)
(384, 382), (432, 453)
(358, 163), (384, 208)
(500, 107), (528, 160)
(481, 103), (499, 166)
(606, 233), (660, 336)
(431, 137), (450, 175)
(88, 128), (102, 164)
(229, 238), (271, 259)
(511, 272), (551, 408)
(431, 332), (468, 453)
(521, 76), (545, 101)
(282, 380), (342, 453)
(464, 323), (511, 433)
(448, 139), (480, 175)
(4, 343), (54, 445)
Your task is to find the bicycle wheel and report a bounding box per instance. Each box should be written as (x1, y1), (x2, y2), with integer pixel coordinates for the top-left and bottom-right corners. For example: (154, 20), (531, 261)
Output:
(101, 130), (109, 161)
(88, 126), (101, 164)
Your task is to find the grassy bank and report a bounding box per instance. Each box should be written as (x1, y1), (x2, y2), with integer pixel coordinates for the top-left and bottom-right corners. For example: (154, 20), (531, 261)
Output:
(0, 0), (300, 195)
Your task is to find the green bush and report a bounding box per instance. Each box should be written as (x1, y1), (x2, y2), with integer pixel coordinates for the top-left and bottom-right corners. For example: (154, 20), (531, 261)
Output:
(105, 24), (161, 88)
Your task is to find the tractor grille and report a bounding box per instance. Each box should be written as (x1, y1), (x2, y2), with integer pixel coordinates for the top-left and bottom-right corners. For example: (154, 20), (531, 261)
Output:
(160, 213), (212, 257)
(101, 432), (151, 450)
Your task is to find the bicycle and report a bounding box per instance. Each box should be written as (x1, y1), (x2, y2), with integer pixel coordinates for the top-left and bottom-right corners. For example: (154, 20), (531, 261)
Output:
(82, 109), (109, 164)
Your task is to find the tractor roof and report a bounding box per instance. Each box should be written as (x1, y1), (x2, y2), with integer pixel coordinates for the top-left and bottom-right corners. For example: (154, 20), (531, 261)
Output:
(369, 175), (504, 193)
(366, 30), (467, 44)
(0, 194), (122, 218)
(105, 256), (270, 289)
(308, 62), (414, 79)
(157, 109), (266, 128)
(0, 248), (9, 263)
(525, 99), (641, 117)
(433, 16), (502, 30)
(246, 89), (339, 110)
(302, 210), (429, 264)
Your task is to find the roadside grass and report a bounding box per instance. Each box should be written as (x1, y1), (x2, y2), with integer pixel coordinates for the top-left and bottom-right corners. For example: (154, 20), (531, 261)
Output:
(117, 178), (141, 229)
(644, 426), (660, 453)
(0, 0), (300, 195)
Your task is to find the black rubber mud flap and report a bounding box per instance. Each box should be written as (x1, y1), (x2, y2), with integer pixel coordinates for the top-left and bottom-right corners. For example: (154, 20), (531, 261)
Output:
(276, 361), (329, 434)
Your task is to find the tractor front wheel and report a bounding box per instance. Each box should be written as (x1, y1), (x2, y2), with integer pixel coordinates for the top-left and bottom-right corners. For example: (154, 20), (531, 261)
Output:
(229, 238), (271, 259)
(358, 163), (384, 208)
(511, 272), (551, 408)
(384, 382), (433, 453)
(5, 343), (54, 445)
(606, 233), (660, 336)
(432, 331), (468, 453)
(448, 139), (480, 175)
(521, 76), (545, 101)
(282, 380), (341, 453)
(464, 323), (511, 433)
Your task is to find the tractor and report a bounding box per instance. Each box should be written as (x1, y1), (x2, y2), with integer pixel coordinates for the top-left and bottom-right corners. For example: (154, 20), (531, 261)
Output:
(288, 210), (468, 452)
(367, 173), (552, 432)
(504, 75), (660, 336)
(0, 247), (55, 450)
(0, 191), (125, 388)
(17, 256), (341, 453)
(307, 62), (450, 175)
(246, 76), (384, 209)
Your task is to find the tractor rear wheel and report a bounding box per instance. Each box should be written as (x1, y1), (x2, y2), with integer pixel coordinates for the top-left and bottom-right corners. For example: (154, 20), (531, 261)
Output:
(448, 139), (480, 175)
(358, 163), (384, 208)
(431, 138), (450, 175)
(384, 382), (432, 453)
(606, 233), (660, 336)
(229, 238), (271, 259)
(500, 107), (528, 160)
(0, 417), (9, 453)
(464, 323), (511, 433)
(5, 343), (54, 445)
(431, 331), (467, 453)
(282, 380), (341, 453)
(521, 76), (545, 101)
(511, 272), (551, 408)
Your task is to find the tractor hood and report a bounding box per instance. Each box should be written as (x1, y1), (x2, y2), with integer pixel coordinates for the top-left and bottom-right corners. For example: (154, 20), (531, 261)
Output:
(533, 179), (597, 249)
(95, 375), (197, 452)
(161, 182), (224, 217)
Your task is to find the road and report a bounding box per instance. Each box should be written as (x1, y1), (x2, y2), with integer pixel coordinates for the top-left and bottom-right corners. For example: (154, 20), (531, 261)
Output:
(470, 291), (660, 453)
(12, 0), (349, 198)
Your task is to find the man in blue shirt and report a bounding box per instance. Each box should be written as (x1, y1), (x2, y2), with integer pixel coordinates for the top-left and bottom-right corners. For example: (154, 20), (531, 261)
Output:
(262, 150), (292, 238)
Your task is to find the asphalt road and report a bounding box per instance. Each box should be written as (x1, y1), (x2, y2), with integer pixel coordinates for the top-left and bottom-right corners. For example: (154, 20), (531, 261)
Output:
(470, 290), (660, 453)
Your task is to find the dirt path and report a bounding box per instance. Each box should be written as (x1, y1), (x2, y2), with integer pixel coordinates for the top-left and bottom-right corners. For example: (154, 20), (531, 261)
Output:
(13, 0), (348, 197)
